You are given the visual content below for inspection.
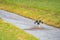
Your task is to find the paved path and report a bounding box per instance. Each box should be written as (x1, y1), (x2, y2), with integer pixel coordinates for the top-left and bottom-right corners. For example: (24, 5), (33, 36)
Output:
(0, 10), (60, 40)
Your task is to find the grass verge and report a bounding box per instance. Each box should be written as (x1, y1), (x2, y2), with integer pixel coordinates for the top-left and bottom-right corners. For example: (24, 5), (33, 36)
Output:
(0, 0), (60, 28)
(0, 18), (38, 40)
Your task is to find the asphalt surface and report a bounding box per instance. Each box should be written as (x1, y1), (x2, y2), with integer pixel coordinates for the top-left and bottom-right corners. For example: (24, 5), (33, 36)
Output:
(0, 10), (60, 40)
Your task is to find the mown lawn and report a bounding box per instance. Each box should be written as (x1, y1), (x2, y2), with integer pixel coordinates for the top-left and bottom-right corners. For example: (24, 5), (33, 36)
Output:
(0, 18), (38, 40)
(0, 0), (60, 28)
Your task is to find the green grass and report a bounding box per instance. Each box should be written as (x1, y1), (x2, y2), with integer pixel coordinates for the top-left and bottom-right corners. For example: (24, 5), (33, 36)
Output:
(0, 0), (60, 28)
(0, 18), (38, 40)
(1, 0), (60, 12)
